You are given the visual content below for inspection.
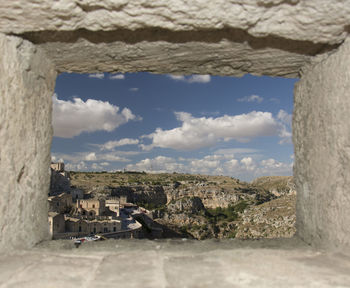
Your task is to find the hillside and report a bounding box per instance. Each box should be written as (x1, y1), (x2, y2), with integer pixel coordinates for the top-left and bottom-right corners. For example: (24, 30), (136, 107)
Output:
(69, 171), (296, 239)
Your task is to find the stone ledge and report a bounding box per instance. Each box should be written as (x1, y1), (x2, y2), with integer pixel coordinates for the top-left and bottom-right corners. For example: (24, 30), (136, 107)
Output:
(1, 239), (349, 287)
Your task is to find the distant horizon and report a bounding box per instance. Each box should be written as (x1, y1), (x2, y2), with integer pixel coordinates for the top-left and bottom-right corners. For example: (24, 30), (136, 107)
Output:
(52, 72), (295, 181)
(60, 165), (293, 183)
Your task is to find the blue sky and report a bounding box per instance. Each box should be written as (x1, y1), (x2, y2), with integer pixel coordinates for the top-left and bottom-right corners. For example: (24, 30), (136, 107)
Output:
(52, 72), (296, 181)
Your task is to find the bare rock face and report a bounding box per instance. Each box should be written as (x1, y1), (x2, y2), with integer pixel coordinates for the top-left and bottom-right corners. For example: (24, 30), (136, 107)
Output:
(235, 194), (296, 239)
(0, 33), (56, 251)
(251, 176), (296, 197)
(164, 186), (242, 209)
(167, 197), (205, 215)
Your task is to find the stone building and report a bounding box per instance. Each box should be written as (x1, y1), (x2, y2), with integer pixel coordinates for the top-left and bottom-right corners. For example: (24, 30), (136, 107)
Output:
(77, 199), (106, 217)
(50, 162), (64, 172)
(70, 188), (84, 201)
(65, 216), (121, 236)
(50, 162), (71, 196)
(48, 212), (65, 239)
(105, 198), (120, 217)
(48, 193), (72, 214)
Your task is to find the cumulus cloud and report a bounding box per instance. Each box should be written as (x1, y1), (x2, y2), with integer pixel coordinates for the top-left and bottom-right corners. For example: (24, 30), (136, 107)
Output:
(85, 152), (97, 161)
(52, 94), (140, 138)
(52, 151), (131, 164)
(126, 156), (185, 173)
(237, 95), (263, 103)
(277, 109), (292, 144)
(109, 74), (125, 80)
(125, 153), (293, 181)
(188, 75), (211, 83)
(168, 75), (185, 81)
(277, 109), (292, 125)
(88, 73), (104, 79)
(240, 157), (256, 171)
(167, 74), (211, 83)
(100, 138), (139, 151)
(52, 150), (134, 172)
(142, 111), (280, 151)
(65, 161), (88, 171)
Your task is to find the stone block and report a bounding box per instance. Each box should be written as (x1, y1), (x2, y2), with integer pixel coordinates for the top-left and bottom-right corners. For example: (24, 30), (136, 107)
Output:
(294, 37), (350, 249)
(0, 33), (56, 251)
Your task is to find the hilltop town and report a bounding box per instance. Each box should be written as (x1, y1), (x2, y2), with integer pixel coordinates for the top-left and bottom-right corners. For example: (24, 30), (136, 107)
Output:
(48, 163), (296, 241)
(48, 163), (152, 241)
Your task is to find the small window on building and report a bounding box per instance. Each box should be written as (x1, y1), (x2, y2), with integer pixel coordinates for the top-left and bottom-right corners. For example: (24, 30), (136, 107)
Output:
(79, 226), (82, 232)
(56, 202), (59, 206)
(92, 204), (95, 208)
(113, 227), (116, 232)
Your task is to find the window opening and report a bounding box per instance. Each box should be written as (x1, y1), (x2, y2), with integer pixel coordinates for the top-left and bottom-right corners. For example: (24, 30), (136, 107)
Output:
(49, 72), (296, 243)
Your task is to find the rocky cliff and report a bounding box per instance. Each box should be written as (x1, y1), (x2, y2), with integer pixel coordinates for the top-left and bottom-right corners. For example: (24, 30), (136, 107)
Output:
(70, 172), (296, 239)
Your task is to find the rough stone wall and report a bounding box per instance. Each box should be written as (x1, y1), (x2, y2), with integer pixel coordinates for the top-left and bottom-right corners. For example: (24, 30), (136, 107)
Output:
(293, 38), (350, 249)
(0, 0), (349, 251)
(0, 33), (56, 251)
(0, 1), (348, 77)
(0, 1), (349, 44)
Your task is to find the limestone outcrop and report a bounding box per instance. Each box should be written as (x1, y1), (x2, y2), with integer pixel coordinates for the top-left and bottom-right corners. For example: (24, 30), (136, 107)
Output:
(235, 194), (296, 239)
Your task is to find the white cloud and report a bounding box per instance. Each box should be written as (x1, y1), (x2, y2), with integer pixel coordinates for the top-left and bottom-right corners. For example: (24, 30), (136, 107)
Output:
(167, 74), (211, 83)
(52, 151), (131, 165)
(142, 111), (280, 151)
(277, 109), (292, 125)
(109, 74), (125, 80)
(91, 163), (104, 170)
(256, 158), (293, 176)
(65, 161), (88, 171)
(126, 156), (185, 173)
(51, 155), (64, 163)
(125, 154), (293, 181)
(85, 152), (97, 161)
(188, 75), (211, 83)
(168, 75), (185, 81)
(277, 109), (292, 144)
(240, 157), (256, 171)
(100, 138), (140, 151)
(237, 95), (263, 103)
(129, 88), (139, 92)
(52, 94), (140, 138)
(88, 73), (104, 79)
